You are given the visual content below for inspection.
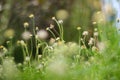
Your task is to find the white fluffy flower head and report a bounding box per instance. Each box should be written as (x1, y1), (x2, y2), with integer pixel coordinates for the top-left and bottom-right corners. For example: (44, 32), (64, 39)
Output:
(82, 31), (88, 36)
(22, 31), (31, 40)
(37, 29), (48, 40)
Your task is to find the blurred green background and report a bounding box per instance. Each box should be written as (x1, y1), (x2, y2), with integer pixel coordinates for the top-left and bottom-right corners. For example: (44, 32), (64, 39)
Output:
(0, 0), (102, 43)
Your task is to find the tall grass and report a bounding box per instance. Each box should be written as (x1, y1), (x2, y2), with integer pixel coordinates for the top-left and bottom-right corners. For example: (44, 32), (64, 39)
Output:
(0, 14), (120, 80)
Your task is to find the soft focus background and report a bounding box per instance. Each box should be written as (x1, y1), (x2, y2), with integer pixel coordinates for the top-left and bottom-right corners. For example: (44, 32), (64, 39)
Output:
(0, 0), (101, 43)
(0, 0), (119, 43)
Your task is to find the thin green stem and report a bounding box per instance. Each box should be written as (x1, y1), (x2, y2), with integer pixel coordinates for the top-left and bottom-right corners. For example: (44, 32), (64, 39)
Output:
(21, 45), (26, 60)
(54, 19), (61, 33)
(25, 44), (29, 56)
(48, 29), (56, 39)
(60, 24), (64, 41)
(54, 19), (62, 40)
(30, 38), (33, 58)
(32, 17), (36, 36)
(78, 30), (81, 55)
(42, 46), (49, 57)
(81, 37), (87, 48)
(35, 39), (39, 60)
(53, 28), (60, 36)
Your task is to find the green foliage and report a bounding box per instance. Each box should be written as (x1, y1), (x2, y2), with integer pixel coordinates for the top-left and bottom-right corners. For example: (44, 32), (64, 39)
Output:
(0, 13), (120, 80)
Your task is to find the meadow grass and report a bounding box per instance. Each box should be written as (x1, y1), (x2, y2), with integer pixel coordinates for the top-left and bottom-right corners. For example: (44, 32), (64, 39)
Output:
(0, 14), (120, 80)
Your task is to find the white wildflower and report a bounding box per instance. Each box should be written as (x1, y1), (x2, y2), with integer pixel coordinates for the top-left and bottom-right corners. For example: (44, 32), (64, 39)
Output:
(81, 38), (83, 41)
(58, 20), (63, 24)
(36, 27), (39, 31)
(82, 31), (88, 36)
(29, 14), (34, 18)
(94, 32), (98, 36)
(56, 37), (60, 41)
(77, 27), (81, 30)
(17, 40), (26, 46)
(22, 31), (31, 40)
(46, 27), (50, 30)
(23, 22), (29, 28)
(52, 17), (55, 20)
(49, 38), (56, 44)
(17, 63), (22, 67)
(50, 24), (54, 29)
(38, 55), (42, 59)
(88, 38), (94, 45)
(92, 21), (97, 25)
(25, 56), (30, 62)
(37, 29), (48, 40)
(94, 28), (98, 31)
